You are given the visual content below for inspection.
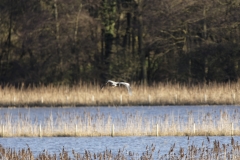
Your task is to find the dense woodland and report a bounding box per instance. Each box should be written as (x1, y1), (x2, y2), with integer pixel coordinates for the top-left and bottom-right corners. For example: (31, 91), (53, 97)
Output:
(0, 0), (240, 86)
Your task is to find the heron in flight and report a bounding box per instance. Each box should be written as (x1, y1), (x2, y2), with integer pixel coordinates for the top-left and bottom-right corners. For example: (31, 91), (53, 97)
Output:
(101, 80), (132, 95)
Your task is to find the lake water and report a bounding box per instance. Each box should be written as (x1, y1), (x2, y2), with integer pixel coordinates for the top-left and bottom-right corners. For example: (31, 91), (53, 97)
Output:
(1, 105), (239, 122)
(1, 136), (239, 158)
(0, 105), (240, 158)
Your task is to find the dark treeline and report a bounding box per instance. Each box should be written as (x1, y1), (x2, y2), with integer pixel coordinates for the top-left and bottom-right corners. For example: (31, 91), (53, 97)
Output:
(0, 0), (240, 86)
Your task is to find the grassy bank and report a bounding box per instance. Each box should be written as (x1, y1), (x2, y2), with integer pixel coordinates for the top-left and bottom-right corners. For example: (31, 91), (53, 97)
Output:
(1, 110), (240, 137)
(0, 82), (240, 106)
(0, 137), (240, 159)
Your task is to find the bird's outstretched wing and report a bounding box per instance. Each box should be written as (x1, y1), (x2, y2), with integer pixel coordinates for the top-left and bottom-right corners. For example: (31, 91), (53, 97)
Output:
(101, 80), (117, 90)
(118, 82), (132, 95)
(127, 86), (132, 95)
(106, 80), (116, 86)
(102, 80), (132, 95)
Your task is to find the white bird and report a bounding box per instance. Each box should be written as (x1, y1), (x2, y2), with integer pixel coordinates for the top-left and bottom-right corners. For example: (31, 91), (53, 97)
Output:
(101, 80), (132, 95)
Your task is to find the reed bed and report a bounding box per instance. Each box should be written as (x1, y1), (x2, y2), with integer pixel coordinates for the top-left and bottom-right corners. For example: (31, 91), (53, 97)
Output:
(1, 110), (240, 137)
(1, 137), (240, 159)
(0, 82), (240, 106)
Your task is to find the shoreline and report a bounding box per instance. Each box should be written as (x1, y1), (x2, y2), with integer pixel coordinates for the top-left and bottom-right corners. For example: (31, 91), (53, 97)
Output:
(0, 104), (239, 108)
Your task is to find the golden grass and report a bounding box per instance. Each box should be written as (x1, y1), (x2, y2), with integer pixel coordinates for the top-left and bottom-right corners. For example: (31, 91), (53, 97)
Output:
(0, 110), (239, 137)
(0, 137), (240, 159)
(0, 81), (240, 106)
(1, 82), (240, 137)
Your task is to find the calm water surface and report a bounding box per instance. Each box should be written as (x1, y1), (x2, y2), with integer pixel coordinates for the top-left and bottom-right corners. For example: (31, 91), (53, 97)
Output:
(0, 106), (240, 158)
(0, 105), (240, 122)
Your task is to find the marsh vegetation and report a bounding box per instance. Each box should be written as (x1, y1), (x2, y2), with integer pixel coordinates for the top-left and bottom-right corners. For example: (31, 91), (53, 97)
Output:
(1, 137), (240, 160)
(1, 82), (240, 106)
(1, 107), (240, 137)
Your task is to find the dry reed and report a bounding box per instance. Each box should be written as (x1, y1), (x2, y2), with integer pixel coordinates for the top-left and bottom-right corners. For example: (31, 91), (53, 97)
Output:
(0, 81), (240, 106)
(0, 110), (239, 137)
(1, 137), (240, 159)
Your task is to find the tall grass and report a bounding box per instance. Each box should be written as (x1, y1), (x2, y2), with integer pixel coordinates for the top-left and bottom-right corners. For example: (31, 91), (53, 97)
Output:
(0, 81), (240, 106)
(1, 110), (240, 137)
(1, 137), (240, 159)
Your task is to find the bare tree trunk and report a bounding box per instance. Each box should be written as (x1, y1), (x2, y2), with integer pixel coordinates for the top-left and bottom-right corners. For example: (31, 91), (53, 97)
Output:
(73, 2), (82, 83)
(54, 0), (62, 73)
(7, 0), (13, 62)
(101, 0), (117, 79)
(0, 0), (13, 77)
(203, 5), (208, 83)
(183, 22), (192, 83)
(138, 0), (147, 85)
(74, 3), (82, 44)
(132, 16), (136, 55)
(234, 14), (239, 78)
